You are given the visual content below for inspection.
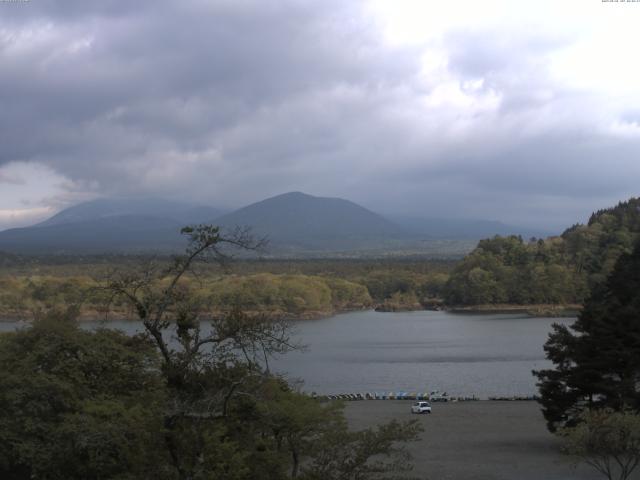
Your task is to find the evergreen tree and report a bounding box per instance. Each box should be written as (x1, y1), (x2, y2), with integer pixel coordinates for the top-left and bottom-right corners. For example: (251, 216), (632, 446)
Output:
(534, 240), (640, 431)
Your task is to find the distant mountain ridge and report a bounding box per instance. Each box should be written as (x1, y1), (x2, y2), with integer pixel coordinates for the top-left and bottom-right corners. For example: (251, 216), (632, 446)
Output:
(38, 197), (224, 227)
(0, 215), (186, 253)
(0, 192), (544, 255)
(0, 197), (223, 254)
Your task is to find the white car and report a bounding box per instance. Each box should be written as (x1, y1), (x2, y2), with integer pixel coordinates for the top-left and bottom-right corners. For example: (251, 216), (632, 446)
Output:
(411, 401), (432, 414)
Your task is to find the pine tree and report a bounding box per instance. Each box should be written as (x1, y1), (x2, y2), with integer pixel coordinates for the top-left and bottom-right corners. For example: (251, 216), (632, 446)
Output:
(535, 240), (640, 431)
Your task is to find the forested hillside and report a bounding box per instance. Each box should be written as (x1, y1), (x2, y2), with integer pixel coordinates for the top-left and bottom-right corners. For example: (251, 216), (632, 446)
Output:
(444, 198), (640, 305)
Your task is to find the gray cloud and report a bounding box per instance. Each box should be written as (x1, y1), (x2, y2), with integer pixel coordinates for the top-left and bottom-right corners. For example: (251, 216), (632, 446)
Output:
(0, 0), (638, 231)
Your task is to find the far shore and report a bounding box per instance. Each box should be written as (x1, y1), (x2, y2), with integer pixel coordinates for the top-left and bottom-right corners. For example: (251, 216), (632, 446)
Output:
(0, 308), (350, 323)
(0, 303), (581, 323)
(373, 302), (581, 317)
(445, 303), (581, 317)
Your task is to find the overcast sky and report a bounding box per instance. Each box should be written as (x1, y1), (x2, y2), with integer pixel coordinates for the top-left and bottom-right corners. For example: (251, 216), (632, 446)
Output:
(1, 0), (639, 231)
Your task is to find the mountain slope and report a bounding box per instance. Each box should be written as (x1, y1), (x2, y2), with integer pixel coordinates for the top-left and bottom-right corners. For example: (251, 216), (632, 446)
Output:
(0, 192), (546, 255)
(0, 216), (186, 254)
(0, 198), (224, 254)
(214, 192), (406, 251)
(0, 193), (409, 254)
(39, 197), (223, 227)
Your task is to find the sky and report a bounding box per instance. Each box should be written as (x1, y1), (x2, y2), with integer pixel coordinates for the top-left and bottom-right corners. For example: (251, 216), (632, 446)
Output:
(1, 0), (639, 232)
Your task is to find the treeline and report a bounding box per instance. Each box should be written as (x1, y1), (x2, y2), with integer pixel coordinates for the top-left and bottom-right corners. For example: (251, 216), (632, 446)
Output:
(205, 274), (372, 316)
(444, 198), (640, 305)
(0, 274), (372, 319)
(0, 255), (457, 319)
(0, 266), (453, 319)
(0, 276), (96, 318)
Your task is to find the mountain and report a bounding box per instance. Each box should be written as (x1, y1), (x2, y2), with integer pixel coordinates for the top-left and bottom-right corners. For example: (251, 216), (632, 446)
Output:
(0, 198), (225, 254)
(0, 192), (547, 256)
(215, 192), (406, 252)
(0, 192), (411, 255)
(0, 216), (185, 253)
(38, 197), (224, 227)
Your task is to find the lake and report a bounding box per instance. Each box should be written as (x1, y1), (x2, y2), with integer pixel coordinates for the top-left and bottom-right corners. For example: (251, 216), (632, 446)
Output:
(0, 310), (571, 398)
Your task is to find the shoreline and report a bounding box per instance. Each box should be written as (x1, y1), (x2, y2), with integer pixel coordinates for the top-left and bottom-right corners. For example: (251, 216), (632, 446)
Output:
(318, 394), (537, 402)
(373, 302), (581, 318)
(445, 303), (581, 317)
(0, 303), (581, 323)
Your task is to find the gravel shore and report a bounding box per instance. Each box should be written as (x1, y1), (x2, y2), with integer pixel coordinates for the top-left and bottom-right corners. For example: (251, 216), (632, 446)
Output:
(345, 400), (602, 480)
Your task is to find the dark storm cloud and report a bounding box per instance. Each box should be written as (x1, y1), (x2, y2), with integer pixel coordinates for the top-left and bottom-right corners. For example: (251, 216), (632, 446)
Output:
(0, 0), (638, 229)
(0, 1), (417, 183)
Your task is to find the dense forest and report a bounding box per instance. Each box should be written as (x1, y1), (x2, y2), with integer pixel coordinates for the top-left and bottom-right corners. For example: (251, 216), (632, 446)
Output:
(0, 258), (453, 320)
(444, 198), (640, 306)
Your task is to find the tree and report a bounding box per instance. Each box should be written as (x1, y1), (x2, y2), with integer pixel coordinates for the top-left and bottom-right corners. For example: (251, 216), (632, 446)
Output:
(103, 225), (298, 479)
(301, 418), (421, 480)
(0, 225), (422, 479)
(255, 380), (422, 480)
(0, 309), (169, 479)
(445, 197), (640, 307)
(102, 224), (422, 479)
(561, 409), (640, 480)
(534, 240), (640, 431)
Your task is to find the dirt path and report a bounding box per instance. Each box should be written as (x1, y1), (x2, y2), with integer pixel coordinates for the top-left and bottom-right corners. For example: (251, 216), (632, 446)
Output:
(345, 400), (605, 480)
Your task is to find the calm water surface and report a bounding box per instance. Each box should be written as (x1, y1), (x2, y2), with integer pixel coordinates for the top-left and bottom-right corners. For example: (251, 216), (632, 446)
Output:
(0, 310), (572, 398)
(271, 310), (571, 397)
